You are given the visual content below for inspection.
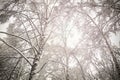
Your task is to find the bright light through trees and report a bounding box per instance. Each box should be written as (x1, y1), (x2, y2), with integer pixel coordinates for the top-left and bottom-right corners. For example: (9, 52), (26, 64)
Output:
(0, 0), (120, 80)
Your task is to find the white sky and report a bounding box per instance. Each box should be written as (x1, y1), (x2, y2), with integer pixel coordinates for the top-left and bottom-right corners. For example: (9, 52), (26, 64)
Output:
(0, 22), (9, 38)
(110, 32), (120, 48)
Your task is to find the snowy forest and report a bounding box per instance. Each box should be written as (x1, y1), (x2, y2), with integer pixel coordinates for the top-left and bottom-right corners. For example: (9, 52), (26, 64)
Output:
(0, 0), (120, 80)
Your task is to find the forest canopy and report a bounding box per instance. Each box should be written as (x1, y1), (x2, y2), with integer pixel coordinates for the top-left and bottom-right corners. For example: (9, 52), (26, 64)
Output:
(0, 0), (120, 80)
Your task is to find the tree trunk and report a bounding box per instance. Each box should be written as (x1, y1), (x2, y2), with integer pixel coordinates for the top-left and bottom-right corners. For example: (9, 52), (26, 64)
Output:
(29, 55), (40, 80)
(111, 52), (120, 80)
